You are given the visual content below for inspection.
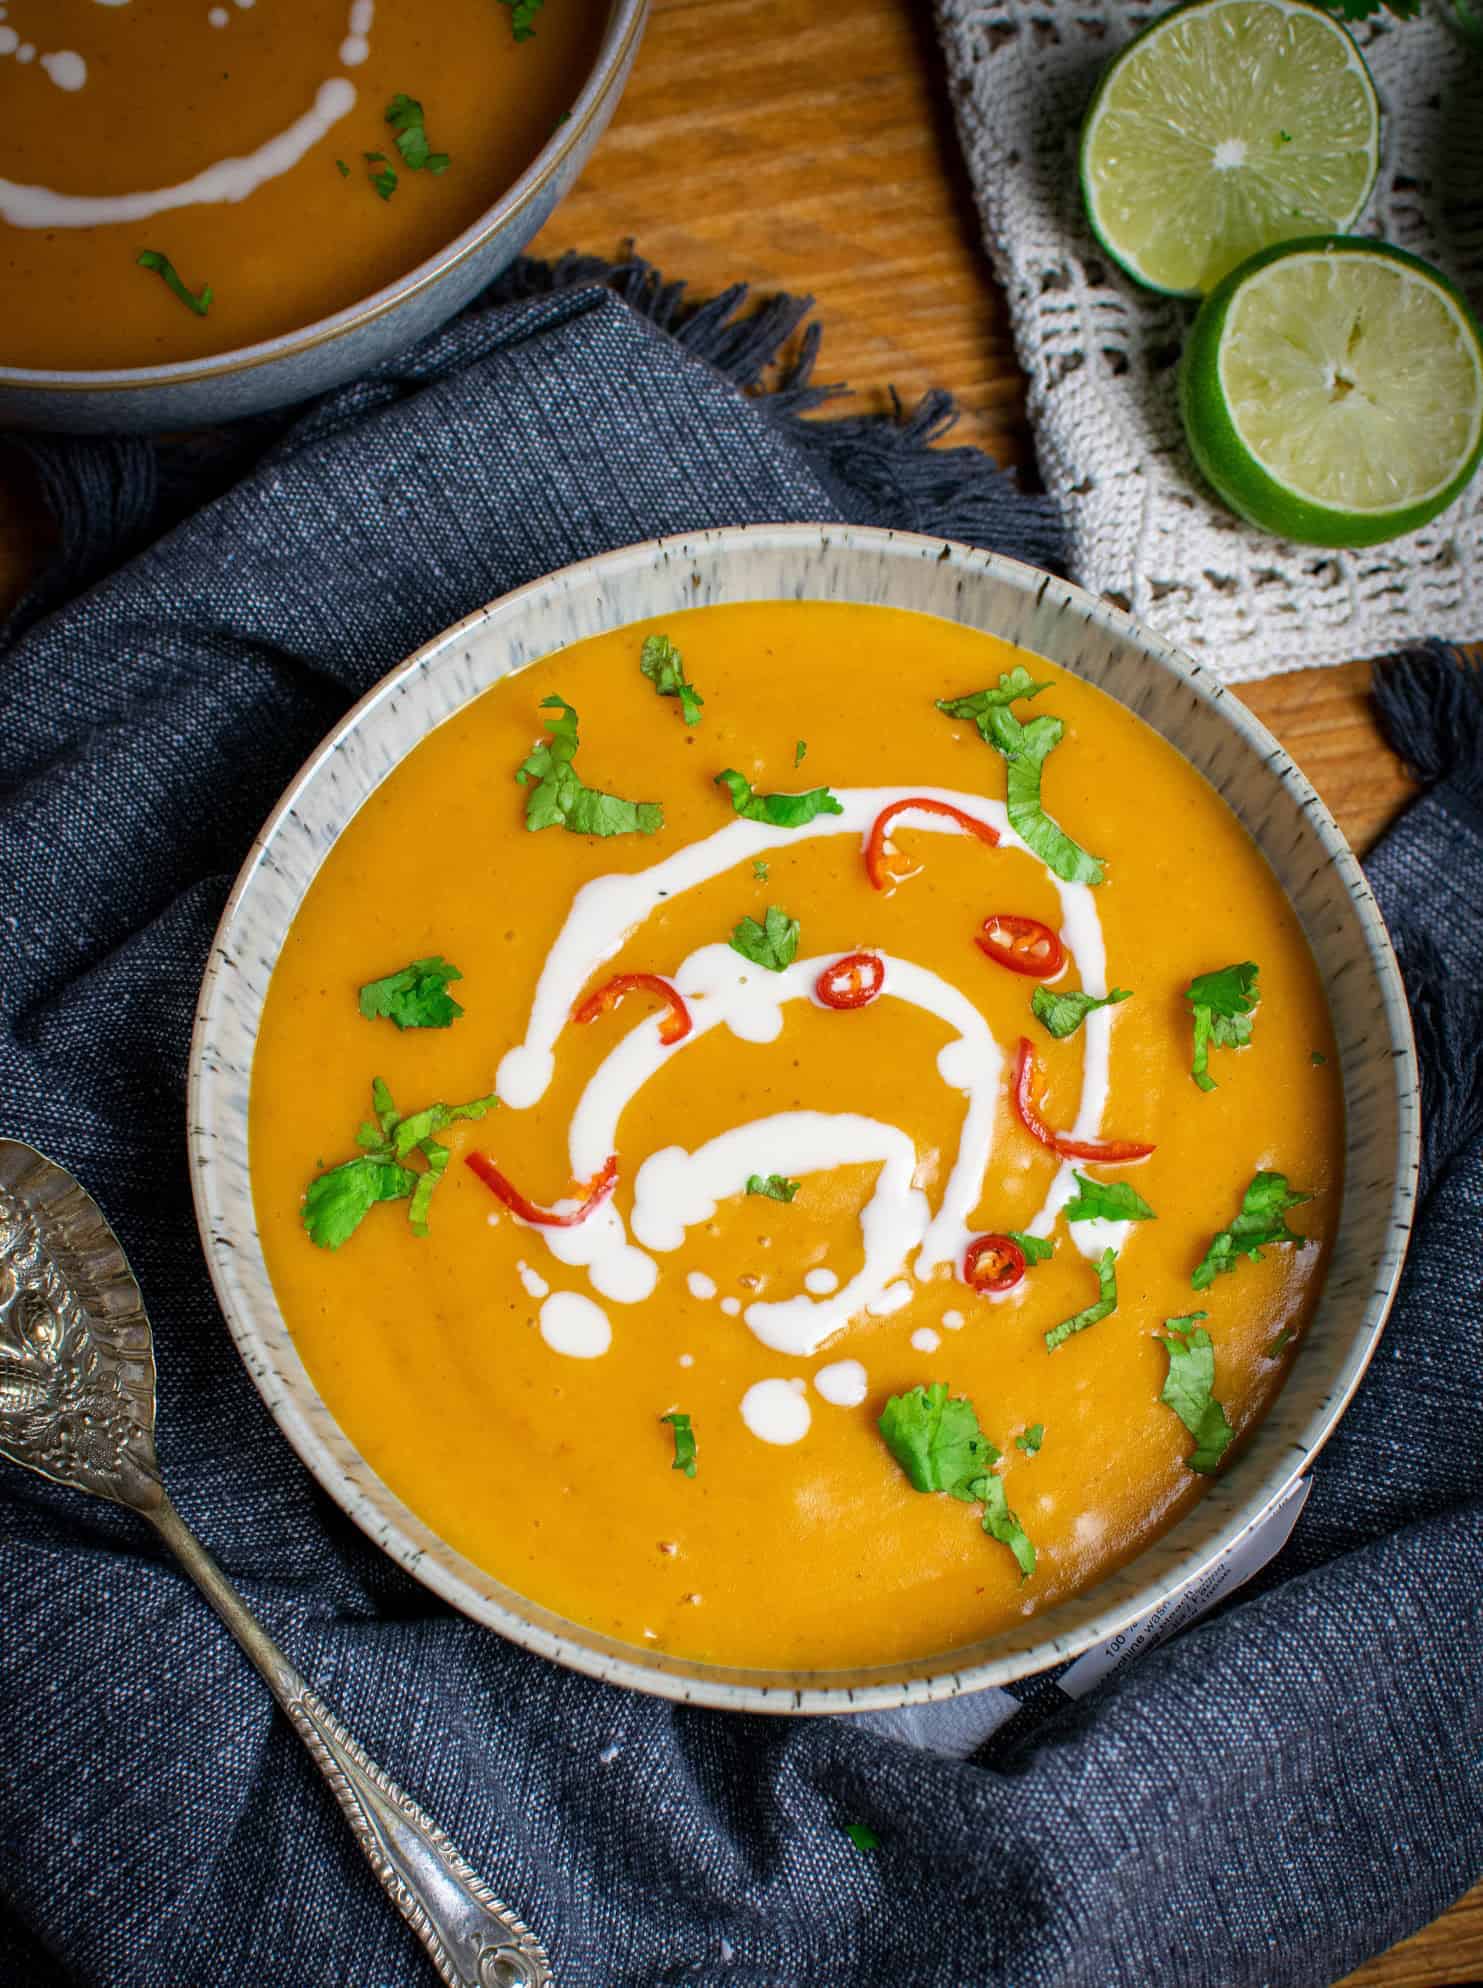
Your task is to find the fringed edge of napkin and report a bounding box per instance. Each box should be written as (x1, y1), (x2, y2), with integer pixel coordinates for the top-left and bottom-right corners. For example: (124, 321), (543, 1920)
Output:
(0, 249), (1063, 643)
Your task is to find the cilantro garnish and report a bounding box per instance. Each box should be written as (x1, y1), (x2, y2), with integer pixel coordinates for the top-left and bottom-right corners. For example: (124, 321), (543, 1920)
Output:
(516, 696), (664, 837)
(302, 1076), (496, 1248)
(879, 1383), (1035, 1578)
(136, 251), (212, 317)
(662, 1410), (697, 1478)
(1313, 0), (1417, 18)
(1062, 1172), (1156, 1224)
(794, 740), (807, 766)
(1015, 1423), (1044, 1455)
(752, 859), (769, 882)
(1192, 1171), (1311, 1291)
(969, 1469), (1037, 1578)
(1186, 962), (1260, 1092)
(640, 634), (703, 726)
(1268, 1324), (1297, 1359)
(335, 158), (351, 178)
(358, 956), (464, 1030)
(1008, 1230), (1054, 1266)
(496, 0), (546, 39)
(937, 671), (1104, 885)
(729, 904), (799, 972)
(1031, 985), (1131, 1040)
(713, 769), (843, 828)
(1157, 1315), (1234, 1473)
(386, 94), (450, 174)
(1311, 1051), (1327, 1067)
(1044, 1247), (1118, 1351)
(878, 1382), (995, 1498)
(842, 1823), (881, 1852)
(364, 151), (398, 200)
(746, 1174), (800, 1202)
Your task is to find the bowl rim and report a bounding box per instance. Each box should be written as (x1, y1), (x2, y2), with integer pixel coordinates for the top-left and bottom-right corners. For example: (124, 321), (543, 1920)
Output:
(0, 0), (648, 397)
(188, 521), (1419, 1715)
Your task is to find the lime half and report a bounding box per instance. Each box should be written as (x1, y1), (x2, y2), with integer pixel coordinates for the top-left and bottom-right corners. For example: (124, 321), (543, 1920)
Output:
(1081, 0), (1380, 297)
(1180, 238), (1483, 548)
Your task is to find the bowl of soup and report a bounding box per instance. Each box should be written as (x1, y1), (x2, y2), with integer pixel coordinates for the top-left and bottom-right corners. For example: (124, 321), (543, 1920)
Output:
(190, 524), (1417, 1711)
(0, 0), (645, 433)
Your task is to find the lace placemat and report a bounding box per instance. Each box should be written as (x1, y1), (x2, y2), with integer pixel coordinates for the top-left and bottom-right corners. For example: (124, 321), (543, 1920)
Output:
(936, 1), (1483, 680)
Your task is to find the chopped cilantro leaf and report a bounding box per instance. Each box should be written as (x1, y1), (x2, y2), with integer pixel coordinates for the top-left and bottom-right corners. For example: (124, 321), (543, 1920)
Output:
(386, 94), (450, 174)
(335, 158), (351, 178)
(1277, 129), (1293, 142)
(364, 152), (399, 200)
(358, 956), (464, 1030)
(496, 0), (546, 39)
(662, 1410), (697, 1477)
(1192, 1171), (1311, 1290)
(1015, 1422), (1044, 1454)
(1031, 984), (1131, 1040)
(714, 768), (843, 828)
(843, 1823), (881, 1851)
(302, 1076), (496, 1248)
(302, 1156), (414, 1249)
(746, 1173), (800, 1202)
(794, 739), (807, 766)
(1008, 1230), (1054, 1266)
(1044, 1247), (1118, 1351)
(388, 1092), (497, 1160)
(878, 1381), (997, 1500)
(136, 250), (212, 317)
(729, 904), (799, 972)
(969, 1469), (1036, 1578)
(752, 859), (769, 882)
(1268, 1323), (1297, 1359)
(1186, 961), (1260, 1092)
(937, 672), (1104, 885)
(1062, 1171), (1156, 1224)
(516, 696), (663, 837)
(1311, 1051), (1327, 1066)
(640, 634), (703, 726)
(1157, 1315), (1234, 1473)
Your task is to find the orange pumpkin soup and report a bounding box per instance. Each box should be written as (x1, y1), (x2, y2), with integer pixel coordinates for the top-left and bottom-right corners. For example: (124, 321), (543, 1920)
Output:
(0, 0), (605, 372)
(249, 602), (1343, 1670)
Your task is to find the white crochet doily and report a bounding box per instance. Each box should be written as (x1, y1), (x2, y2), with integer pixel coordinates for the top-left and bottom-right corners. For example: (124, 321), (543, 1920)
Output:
(936, 0), (1483, 680)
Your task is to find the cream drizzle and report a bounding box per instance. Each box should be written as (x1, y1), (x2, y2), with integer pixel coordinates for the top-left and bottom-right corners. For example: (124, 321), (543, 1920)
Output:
(493, 783), (1121, 1354)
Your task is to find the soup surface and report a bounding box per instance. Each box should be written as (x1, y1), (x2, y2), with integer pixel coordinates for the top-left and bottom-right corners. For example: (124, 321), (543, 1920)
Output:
(251, 602), (1343, 1671)
(0, 0), (605, 372)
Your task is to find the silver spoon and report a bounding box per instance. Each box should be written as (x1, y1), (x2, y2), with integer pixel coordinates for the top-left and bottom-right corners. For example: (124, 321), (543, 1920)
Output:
(0, 1137), (553, 1988)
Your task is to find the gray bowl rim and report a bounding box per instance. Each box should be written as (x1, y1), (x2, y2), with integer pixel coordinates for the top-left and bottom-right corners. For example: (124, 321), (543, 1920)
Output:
(0, 0), (648, 398)
(188, 521), (1419, 1716)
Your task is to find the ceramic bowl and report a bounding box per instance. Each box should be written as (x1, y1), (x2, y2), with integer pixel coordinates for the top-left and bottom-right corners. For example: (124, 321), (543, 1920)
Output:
(188, 523), (1418, 1715)
(0, 0), (648, 436)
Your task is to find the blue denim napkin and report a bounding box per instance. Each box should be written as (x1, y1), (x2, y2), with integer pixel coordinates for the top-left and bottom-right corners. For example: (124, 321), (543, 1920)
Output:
(0, 263), (1478, 1988)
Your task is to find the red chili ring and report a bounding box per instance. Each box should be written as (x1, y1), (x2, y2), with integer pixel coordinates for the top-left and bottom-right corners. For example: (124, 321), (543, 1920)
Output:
(864, 797), (1000, 892)
(815, 951), (886, 1010)
(976, 913), (1065, 980)
(963, 1233), (1027, 1294)
(572, 971), (692, 1046)
(1013, 1036), (1155, 1163)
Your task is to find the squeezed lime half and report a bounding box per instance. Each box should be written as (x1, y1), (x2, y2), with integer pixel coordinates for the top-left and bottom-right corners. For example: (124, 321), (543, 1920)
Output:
(1179, 237), (1483, 548)
(1081, 0), (1380, 297)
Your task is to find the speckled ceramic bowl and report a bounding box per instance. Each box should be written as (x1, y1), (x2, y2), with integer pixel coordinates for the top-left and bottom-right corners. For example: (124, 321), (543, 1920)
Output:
(0, 0), (647, 435)
(189, 524), (1418, 1715)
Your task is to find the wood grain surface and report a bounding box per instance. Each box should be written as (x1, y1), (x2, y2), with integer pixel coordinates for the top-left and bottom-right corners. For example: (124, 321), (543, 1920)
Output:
(0, 0), (1477, 1976)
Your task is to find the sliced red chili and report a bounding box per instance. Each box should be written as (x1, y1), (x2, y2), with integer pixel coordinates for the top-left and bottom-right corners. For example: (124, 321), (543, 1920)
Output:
(1012, 1036), (1155, 1163)
(572, 971), (692, 1046)
(864, 797), (1000, 892)
(964, 1233), (1026, 1294)
(976, 913), (1065, 980)
(465, 1151), (619, 1226)
(815, 952), (886, 1010)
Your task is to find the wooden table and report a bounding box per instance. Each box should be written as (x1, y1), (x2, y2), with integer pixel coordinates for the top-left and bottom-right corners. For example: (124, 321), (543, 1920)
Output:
(1, 0), (1478, 1977)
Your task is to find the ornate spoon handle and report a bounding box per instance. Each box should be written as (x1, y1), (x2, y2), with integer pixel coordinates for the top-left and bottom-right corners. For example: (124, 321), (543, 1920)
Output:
(148, 1496), (552, 1988)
